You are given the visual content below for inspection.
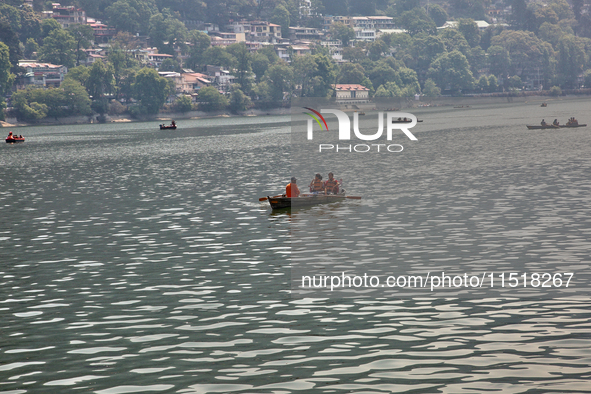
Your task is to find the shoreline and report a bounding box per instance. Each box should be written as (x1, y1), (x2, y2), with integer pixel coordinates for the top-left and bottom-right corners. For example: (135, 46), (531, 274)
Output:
(2, 107), (292, 128)
(3, 92), (590, 128)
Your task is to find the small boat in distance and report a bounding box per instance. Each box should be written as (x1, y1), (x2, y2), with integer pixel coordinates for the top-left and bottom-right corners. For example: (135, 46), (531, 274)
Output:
(160, 120), (177, 130)
(392, 118), (423, 123)
(5, 131), (25, 143)
(541, 103), (547, 107)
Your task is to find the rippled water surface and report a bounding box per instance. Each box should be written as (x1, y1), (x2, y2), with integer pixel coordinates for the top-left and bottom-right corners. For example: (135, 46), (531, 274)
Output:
(2, 101), (591, 393)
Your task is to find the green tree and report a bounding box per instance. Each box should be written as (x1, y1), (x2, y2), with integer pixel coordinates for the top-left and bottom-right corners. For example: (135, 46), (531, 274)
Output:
(490, 30), (547, 77)
(338, 63), (365, 84)
(487, 74), (498, 92)
(270, 4), (290, 40)
(226, 42), (252, 92)
(251, 52), (270, 82)
(458, 18), (480, 47)
(24, 37), (39, 59)
(197, 86), (228, 111)
(133, 67), (168, 114)
(487, 45), (510, 79)
(374, 81), (402, 97)
(87, 60), (115, 99)
(330, 22), (355, 46)
(40, 18), (60, 39)
(64, 65), (91, 86)
(549, 85), (562, 95)
(0, 21), (23, 73)
(160, 58), (182, 72)
(62, 78), (92, 116)
(538, 22), (572, 48)
(228, 87), (251, 113)
(0, 42), (15, 120)
(310, 53), (335, 97)
(202, 46), (236, 69)
(507, 75), (522, 88)
(427, 50), (474, 93)
(342, 45), (366, 62)
(477, 75), (489, 91)
(368, 39), (388, 61)
(368, 63), (399, 91)
(556, 35), (586, 88)
(439, 28), (471, 57)
(173, 95), (193, 113)
(186, 30), (211, 69)
(38, 28), (76, 68)
(69, 24), (95, 67)
(259, 45), (280, 64)
(422, 78), (441, 96)
(106, 0), (157, 35)
(451, 0), (486, 20)
(582, 69), (591, 87)
(293, 54), (317, 97)
(262, 61), (293, 102)
(12, 89), (48, 121)
(398, 67), (421, 96)
(398, 7), (436, 36)
(149, 12), (189, 56)
(428, 4), (448, 27)
(408, 34), (446, 81)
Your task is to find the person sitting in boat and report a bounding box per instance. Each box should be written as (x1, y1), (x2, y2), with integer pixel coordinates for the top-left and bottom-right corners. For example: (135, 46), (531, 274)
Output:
(171, 120), (176, 127)
(553, 119), (559, 126)
(541, 119), (547, 126)
(7, 131), (13, 138)
(324, 172), (340, 195)
(309, 173), (325, 194)
(286, 177), (300, 198)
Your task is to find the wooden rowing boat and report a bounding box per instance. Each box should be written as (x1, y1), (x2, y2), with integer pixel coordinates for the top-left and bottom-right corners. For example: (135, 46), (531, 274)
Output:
(526, 124), (560, 129)
(559, 123), (587, 128)
(526, 124), (586, 129)
(267, 194), (347, 209)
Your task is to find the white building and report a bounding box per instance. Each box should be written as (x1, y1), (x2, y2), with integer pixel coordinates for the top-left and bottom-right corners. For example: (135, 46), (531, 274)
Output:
(334, 84), (370, 103)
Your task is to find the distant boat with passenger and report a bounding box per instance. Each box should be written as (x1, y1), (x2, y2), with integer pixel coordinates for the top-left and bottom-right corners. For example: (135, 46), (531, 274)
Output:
(160, 120), (177, 130)
(5, 131), (25, 143)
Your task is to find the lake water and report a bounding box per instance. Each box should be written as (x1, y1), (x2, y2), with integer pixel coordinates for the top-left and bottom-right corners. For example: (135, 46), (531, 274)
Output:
(2, 98), (591, 393)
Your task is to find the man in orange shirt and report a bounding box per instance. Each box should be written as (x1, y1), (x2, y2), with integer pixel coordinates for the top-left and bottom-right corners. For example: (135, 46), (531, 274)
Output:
(286, 177), (300, 198)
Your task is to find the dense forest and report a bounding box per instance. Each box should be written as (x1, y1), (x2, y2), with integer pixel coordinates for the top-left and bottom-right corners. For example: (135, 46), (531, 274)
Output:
(1, 0), (591, 121)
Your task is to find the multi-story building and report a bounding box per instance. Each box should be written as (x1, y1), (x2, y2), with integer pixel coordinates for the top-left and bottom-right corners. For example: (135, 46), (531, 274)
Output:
(320, 40), (343, 61)
(299, 0), (313, 18)
(355, 29), (376, 42)
(288, 27), (323, 41)
(41, 3), (86, 29)
(88, 21), (117, 44)
(209, 32), (246, 47)
(134, 49), (174, 68)
(249, 21), (282, 43)
(205, 65), (236, 92)
(18, 62), (68, 88)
